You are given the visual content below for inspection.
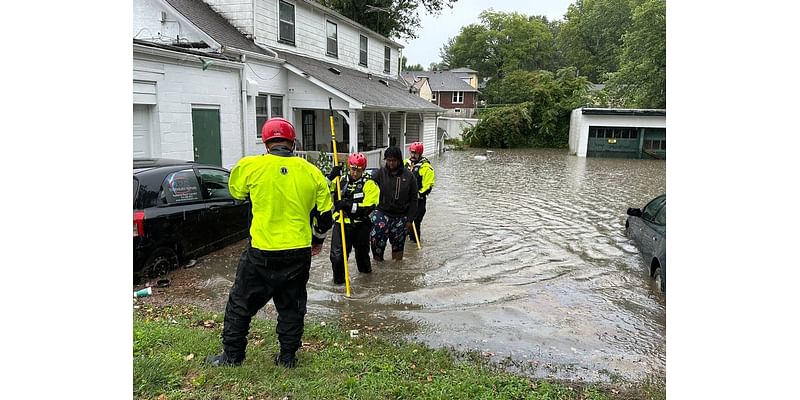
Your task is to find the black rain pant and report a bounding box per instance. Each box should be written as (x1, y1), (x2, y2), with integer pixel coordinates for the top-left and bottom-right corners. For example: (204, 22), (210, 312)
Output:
(408, 197), (427, 242)
(330, 221), (372, 283)
(221, 245), (311, 362)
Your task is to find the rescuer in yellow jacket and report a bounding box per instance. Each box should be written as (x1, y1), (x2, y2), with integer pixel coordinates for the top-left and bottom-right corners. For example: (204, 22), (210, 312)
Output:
(404, 141), (435, 242)
(206, 117), (333, 369)
(327, 152), (380, 284)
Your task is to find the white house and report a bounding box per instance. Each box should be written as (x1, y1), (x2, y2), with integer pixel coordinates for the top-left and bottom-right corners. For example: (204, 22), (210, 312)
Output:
(568, 108), (666, 159)
(133, 0), (443, 169)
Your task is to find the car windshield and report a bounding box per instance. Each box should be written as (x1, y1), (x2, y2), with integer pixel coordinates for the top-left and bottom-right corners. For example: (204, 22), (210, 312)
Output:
(653, 204), (666, 225)
(642, 195), (665, 221)
(133, 177), (139, 204)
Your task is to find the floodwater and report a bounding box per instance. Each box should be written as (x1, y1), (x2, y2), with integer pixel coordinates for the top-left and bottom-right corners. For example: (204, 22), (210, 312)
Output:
(148, 148), (666, 383)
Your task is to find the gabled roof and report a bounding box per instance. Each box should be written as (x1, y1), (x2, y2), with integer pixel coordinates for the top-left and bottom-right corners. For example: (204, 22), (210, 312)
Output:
(278, 50), (443, 112)
(401, 70), (477, 92)
(163, 0), (276, 57)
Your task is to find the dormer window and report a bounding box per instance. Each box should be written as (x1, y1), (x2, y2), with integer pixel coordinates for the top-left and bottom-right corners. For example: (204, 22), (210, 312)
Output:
(326, 20), (338, 57)
(279, 1), (295, 45)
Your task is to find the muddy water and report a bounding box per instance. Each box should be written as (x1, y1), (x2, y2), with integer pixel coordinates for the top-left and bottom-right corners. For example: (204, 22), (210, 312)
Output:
(151, 148), (666, 383)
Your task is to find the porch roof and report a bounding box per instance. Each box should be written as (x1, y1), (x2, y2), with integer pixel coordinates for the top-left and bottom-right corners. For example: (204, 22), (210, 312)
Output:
(277, 50), (444, 113)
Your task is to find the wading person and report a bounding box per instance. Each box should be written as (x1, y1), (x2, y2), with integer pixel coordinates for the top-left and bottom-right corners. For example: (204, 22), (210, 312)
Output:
(328, 153), (380, 284)
(370, 146), (418, 261)
(206, 117), (333, 368)
(404, 141), (435, 243)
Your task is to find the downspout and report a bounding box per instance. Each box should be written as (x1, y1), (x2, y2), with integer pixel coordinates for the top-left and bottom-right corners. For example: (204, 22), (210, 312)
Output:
(240, 54), (249, 158)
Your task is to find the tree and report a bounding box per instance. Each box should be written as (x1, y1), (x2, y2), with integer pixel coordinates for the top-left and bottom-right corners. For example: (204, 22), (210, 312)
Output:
(465, 67), (590, 148)
(319, 0), (457, 40)
(400, 56), (424, 71)
(605, 0), (666, 108)
(556, 0), (632, 83)
(439, 11), (555, 80)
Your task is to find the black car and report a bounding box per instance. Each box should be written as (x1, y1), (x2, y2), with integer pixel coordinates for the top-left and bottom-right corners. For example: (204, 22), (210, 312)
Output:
(133, 159), (250, 280)
(626, 194), (666, 293)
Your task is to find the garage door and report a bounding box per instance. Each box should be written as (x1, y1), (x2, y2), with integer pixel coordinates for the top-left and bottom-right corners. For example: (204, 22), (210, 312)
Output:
(133, 104), (151, 158)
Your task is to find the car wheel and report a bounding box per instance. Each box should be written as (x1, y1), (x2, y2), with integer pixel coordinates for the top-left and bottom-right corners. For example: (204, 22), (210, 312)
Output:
(654, 266), (665, 293)
(143, 247), (179, 279)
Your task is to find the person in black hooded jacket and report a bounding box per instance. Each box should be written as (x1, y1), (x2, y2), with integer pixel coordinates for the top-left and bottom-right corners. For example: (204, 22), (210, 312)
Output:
(369, 146), (418, 261)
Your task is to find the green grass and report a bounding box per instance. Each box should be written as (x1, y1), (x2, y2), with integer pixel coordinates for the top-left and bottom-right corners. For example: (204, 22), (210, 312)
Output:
(134, 304), (665, 400)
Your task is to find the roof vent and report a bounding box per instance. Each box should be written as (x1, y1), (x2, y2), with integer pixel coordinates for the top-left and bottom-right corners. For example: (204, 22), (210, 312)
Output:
(328, 67), (341, 75)
(378, 79), (389, 87)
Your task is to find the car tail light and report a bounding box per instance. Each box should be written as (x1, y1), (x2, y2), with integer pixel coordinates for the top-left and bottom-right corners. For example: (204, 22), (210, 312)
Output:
(134, 210), (145, 237)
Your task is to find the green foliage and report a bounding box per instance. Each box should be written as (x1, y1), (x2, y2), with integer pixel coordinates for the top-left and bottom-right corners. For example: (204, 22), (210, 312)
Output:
(400, 56), (424, 71)
(314, 150), (333, 174)
(133, 304), (663, 399)
(440, 10), (556, 79)
(605, 0), (666, 108)
(319, 0), (457, 40)
(468, 68), (590, 148)
(557, 0), (633, 83)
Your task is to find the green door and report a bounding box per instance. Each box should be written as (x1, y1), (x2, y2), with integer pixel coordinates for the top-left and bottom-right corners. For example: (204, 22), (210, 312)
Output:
(192, 108), (222, 166)
(587, 126), (640, 159)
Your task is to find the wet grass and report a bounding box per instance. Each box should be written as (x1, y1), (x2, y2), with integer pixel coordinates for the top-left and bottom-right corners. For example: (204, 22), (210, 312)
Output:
(134, 304), (665, 400)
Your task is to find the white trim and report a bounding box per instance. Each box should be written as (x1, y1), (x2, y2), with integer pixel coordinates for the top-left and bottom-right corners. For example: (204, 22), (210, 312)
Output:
(154, 0), (221, 51)
(133, 44), (244, 70)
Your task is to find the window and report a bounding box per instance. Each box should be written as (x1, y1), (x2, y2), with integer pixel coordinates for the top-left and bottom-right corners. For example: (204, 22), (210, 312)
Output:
(359, 35), (368, 67)
(326, 21), (338, 57)
(452, 91), (464, 104)
(256, 94), (284, 138)
(384, 46), (391, 73)
(589, 126), (639, 139)
(431, 92), (437, 101)
(198, 168), (232, 200)
(279, 1), (295, 45)
(161, 170), (202, 204)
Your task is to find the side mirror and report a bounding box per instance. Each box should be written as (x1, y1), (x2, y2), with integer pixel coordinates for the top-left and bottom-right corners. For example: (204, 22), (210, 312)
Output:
(627, 208), (642, 217)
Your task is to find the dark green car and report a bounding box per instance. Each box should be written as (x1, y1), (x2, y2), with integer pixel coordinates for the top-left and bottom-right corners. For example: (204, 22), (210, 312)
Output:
(626, 194), (666, 293)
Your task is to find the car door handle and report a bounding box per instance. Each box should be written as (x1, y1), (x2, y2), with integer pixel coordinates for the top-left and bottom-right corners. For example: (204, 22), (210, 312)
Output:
(209, 205), (221, 212)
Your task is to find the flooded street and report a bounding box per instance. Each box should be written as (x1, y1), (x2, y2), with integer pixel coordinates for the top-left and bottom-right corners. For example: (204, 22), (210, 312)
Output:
(147, 148), (665, 383)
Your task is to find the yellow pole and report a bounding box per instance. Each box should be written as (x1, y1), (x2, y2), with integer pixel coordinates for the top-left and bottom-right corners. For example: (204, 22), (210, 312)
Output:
(328, 98), (351, 297)
(411, 221), (421, 249)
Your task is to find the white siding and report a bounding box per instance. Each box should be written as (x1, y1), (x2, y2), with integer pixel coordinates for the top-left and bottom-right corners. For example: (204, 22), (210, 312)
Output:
(422, 112), (437, 157)
(243, 62), (287, 156)
(133, 54), (244, 169)
(203, 0), (255, 36)
(135, 0), (215, 44)
(253, 0), (399, 77)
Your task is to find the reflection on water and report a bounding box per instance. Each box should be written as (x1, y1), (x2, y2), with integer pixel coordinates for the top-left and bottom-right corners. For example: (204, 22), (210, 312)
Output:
(162, 148), (666, 382)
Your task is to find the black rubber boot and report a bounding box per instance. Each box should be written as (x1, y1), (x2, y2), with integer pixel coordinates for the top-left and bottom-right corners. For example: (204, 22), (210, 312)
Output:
(205, 352), (243, 367)
(275, 352), (298, 368)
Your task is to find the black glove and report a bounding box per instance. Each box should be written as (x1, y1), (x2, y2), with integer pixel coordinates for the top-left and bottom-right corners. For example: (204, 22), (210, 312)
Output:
(334, 199), (353, 213)
(327, 165), (342, 181)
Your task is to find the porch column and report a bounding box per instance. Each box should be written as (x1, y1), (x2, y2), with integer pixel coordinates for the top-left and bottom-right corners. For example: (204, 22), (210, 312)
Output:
(382, 111), (390, 149)
(371, 112), (377, 147)
(349, 109), (359, 153)
(401, 112), (408, 158)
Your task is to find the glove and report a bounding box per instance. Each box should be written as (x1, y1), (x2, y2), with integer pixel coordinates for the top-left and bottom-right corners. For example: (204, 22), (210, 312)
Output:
(334, 199), (353, 213)
(327, 165), (342, 181)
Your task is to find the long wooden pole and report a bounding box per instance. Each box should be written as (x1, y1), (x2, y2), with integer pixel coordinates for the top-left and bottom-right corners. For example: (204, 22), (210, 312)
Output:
(329, 98), (351, 297)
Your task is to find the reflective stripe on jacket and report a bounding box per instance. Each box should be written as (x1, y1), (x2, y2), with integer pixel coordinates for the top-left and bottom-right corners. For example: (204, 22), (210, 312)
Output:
(331, 175), (380, 224)
(404, 157), (435, 197)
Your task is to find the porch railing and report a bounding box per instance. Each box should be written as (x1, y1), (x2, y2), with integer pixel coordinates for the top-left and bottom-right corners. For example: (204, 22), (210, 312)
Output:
(294, 147), (388, 170)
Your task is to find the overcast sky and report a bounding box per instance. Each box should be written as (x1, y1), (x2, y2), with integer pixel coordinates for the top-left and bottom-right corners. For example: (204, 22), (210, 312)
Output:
(401, 0), (574, 68)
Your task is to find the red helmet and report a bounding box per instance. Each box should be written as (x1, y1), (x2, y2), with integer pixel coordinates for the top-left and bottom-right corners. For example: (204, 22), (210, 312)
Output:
(261, 117), (296, 143)
(409, 142), (424, 154)
(348, 152), (367, 169)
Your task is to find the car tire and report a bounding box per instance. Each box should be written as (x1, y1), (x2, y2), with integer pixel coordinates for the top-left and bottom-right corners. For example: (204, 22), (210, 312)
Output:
(654, 266), (665, 293)
(142, 247), (179, 279)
